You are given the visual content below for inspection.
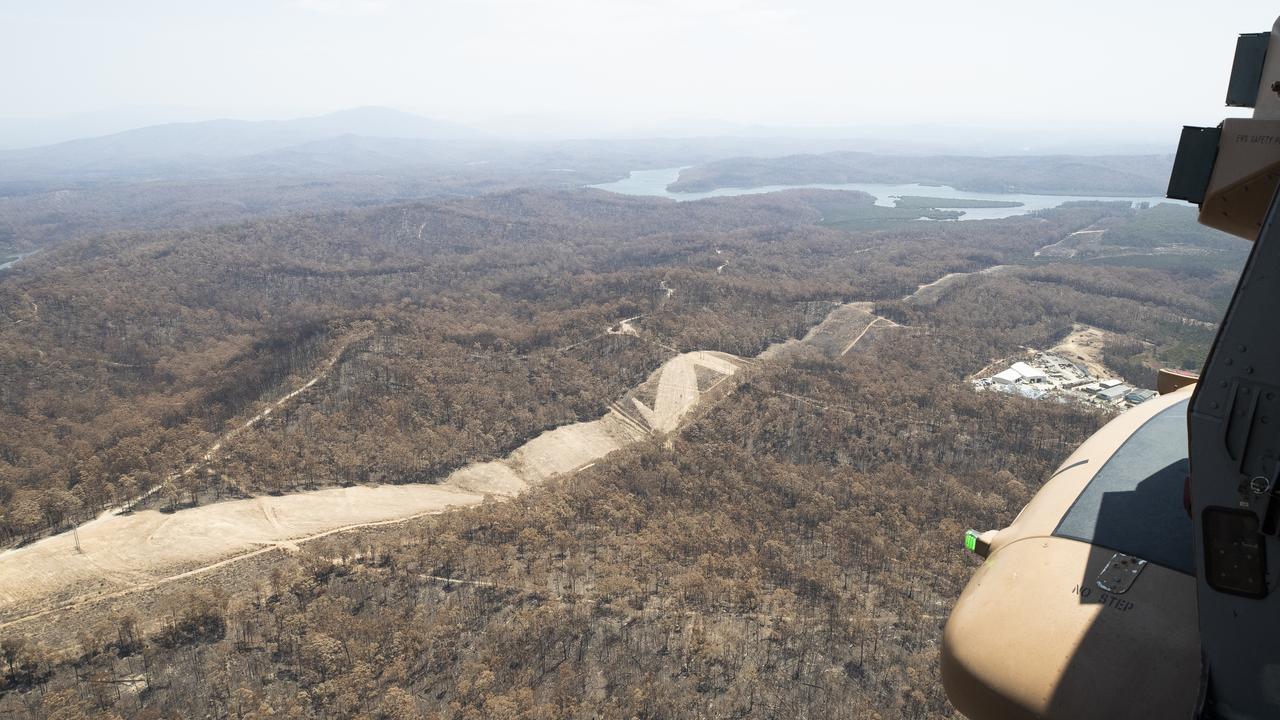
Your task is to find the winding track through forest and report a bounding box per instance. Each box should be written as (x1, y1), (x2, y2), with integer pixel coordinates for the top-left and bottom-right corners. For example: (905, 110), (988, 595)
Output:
(840, 317), (899, 356)
(0, 245), (1051, 631)
(89, 331), (370, 520)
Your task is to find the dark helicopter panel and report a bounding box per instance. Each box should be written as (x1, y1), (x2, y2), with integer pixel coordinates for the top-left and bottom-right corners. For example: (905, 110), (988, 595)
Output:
(1054, 398), (1193, 575)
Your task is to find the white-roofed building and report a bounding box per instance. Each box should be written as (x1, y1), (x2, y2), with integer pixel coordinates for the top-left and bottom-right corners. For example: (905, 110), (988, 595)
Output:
(1011, 361), (1047, 382)
(993, 368), (1022, 385)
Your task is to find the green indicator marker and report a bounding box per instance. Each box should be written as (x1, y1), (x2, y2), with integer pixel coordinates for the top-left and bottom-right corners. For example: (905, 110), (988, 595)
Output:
(964, 529), (978, 553)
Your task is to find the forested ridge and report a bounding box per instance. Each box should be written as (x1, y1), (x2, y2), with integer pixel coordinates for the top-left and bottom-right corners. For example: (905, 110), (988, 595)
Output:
(0, 328), (1109, 720)
(0, 186), (1248, 719)
(0, 189), (1135, 542)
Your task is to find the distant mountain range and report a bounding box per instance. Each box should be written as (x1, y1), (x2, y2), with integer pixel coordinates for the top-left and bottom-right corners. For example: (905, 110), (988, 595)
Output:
(0, 106), (1182, 188)
(0, 107), (483, 182)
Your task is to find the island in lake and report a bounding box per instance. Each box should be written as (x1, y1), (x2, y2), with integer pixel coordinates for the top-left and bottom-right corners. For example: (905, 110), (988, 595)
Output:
(668, 151), (1173, 196)
(893, 195), (1023, 209)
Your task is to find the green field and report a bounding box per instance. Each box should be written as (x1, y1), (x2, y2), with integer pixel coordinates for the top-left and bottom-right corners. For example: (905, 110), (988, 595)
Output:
(1102, 203), (1247, 250)
(813, 194), (961, 230)
(824, 205), (961, 222)
(893, 195), (1023, 209)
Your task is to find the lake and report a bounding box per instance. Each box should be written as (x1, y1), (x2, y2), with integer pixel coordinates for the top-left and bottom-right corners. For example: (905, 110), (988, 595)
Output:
(589, 167), (1185, 221)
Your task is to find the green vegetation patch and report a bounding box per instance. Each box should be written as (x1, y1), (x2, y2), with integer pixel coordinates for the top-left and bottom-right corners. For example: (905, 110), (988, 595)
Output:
(893, 195), (1022, 209)
(670, 151), (1173, 195)
(809, 192), (961, 230)
(1102, 203), (1249, 251)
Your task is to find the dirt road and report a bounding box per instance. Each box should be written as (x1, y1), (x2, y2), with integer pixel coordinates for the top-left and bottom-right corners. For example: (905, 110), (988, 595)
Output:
(0, 485), (485, 625)
(0, 350), (745, 624)
(0, 249), (1037, 626)
(904, 265), (1009, 305)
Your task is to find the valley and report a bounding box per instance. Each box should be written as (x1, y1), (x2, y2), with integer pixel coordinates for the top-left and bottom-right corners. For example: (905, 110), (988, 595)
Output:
(0, 172), (1248, 719)
(0, 260), (962, 629)
(0, 3), (1264, 717)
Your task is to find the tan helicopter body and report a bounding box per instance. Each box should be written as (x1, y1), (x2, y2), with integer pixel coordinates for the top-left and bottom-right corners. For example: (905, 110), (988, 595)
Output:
(942, 385), (1200, 719)
(943, 15), (1280, 720)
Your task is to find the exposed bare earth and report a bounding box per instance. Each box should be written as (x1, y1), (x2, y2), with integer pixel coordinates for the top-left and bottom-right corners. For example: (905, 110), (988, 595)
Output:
(0, 351), (745, 623)
(760, 303), (871, 360)
(1050, 323), (1115, 379)
(1034, 228), (1104, 259)
(760, 264), (983, 363)
(760, 303), (905, 361)
(0, 261), (1006, 627)
(0, 485), (484, 622)
(904, 265), (1009, 306)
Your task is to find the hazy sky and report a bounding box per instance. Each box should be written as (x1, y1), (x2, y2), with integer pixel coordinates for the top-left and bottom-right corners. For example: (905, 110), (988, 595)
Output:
(2, 0), (1277, 144)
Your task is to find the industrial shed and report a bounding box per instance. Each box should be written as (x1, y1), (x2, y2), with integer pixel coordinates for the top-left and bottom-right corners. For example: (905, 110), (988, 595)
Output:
(993, 368), (1022, 385)
(1097, 385), (1132, 402)
(1011, 361), (1047, 382)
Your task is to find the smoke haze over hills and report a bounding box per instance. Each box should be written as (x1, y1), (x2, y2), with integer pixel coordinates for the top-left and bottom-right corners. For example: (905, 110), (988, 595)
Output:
(3, 1), (1278, 152)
